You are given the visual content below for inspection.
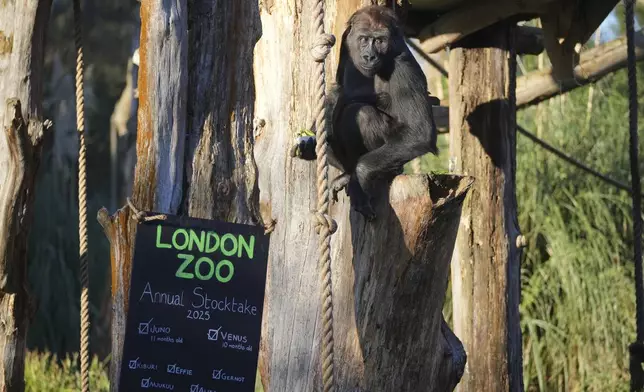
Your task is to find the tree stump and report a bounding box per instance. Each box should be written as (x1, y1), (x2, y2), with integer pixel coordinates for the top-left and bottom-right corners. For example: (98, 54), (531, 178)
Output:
(329, 174), (472, 391)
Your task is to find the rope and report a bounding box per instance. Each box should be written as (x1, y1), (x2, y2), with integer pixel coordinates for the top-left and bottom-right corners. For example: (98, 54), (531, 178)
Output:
(516, 125), (644, 196)
(72, 0), (90, 389)
(310, 0), (337, 390)
(126, 198), (168, 222)
(625, 0), (644, 390)
(626, 0), (642, 339)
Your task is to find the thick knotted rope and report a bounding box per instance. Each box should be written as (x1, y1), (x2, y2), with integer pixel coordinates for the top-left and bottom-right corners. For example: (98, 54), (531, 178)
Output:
(312, 210), (338, 235)
(311, 34), (336, 62)
(310, 1), (337, 391)
(72, 0), (90, 389)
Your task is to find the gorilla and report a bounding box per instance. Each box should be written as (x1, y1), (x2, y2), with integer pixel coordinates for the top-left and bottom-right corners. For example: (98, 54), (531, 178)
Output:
(291, 5), (439, 220)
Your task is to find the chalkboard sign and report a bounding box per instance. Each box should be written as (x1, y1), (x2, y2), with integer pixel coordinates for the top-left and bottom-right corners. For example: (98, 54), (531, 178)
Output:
(118, 214), (270, 392)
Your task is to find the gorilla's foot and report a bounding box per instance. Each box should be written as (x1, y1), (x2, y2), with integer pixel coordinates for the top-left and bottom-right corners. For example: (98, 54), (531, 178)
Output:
(347, 176), (376, 221)
(331, 173), (351, 202)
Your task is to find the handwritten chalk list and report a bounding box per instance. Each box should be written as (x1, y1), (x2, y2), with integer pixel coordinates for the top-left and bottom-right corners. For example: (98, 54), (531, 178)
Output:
(117, 214), (270, 392)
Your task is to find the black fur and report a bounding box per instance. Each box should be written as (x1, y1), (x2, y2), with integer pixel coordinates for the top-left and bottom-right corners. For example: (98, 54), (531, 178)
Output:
(300, 5), (439, 220)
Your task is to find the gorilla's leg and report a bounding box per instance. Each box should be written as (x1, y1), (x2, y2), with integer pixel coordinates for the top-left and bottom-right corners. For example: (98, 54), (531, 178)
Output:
(340, 105), (393, 220)
(353, 134), (433, 199)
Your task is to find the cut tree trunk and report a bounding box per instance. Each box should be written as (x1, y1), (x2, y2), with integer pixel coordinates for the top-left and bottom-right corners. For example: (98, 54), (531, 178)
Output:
(323, 174), (471, 391)
(448, 23), (524, 392)
(0, 0), (52, 390)
(100, 1), (470, 391)
(97, 51), (138, 360)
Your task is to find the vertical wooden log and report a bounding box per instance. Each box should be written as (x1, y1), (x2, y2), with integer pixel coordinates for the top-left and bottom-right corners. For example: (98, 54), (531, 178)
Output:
(99, 0), (265, 389)
(98, 0), (188, 389)
(448, 23), (524, 392)
(0, 1), (52, 390)
(252, 1), (369, 389)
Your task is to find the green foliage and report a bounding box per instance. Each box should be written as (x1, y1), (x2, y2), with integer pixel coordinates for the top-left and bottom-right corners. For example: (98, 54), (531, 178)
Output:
(24, 351), (109, 392)
(515, 63), (644, 391)
(24, 351), (266, 391)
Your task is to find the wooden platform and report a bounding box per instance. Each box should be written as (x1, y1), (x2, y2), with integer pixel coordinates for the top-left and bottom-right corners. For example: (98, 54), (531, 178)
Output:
(404, 0), (619, 80)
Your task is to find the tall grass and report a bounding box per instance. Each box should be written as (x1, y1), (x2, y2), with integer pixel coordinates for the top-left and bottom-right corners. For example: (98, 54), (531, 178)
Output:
(25, 351), (109, 391)
(515, 66), (642, 391)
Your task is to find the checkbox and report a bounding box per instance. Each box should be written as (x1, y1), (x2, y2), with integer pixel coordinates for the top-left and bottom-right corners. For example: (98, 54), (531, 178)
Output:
(138, 318), (153, 335)
(141, 377), (150, 388)
(190, 385), (198, 392)
(207, 326), (222, 341)
(128, 358), (139, 370)
(212, 369), (222, 380)
(167, 364), (175, 373)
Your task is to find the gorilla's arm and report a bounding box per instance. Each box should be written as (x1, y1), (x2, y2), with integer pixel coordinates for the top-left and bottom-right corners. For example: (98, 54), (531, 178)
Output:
(386, 54), (439, 155)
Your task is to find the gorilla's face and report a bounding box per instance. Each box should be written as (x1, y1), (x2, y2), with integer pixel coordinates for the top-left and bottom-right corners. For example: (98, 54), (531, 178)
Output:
(347, 22), (393, 77)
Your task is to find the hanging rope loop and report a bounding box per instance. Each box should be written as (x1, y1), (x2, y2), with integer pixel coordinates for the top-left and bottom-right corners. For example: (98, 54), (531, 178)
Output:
(72, 0), (90, 389)
(311, 34), (336, 62)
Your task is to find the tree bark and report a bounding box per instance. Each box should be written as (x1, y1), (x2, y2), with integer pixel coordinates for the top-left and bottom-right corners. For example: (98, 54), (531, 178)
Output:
(0, 1), (52, 390)
(448, 23), (524, 392)
(101, 1), (470, 391)
(99, 0), (189, 388)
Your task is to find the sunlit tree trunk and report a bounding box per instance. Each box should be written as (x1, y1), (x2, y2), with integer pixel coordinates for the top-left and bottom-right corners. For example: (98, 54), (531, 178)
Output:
(449, 23), (524, 392)
(0, 0), (52, 389)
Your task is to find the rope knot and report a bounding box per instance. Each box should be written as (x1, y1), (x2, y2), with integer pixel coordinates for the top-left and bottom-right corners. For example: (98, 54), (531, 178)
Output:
(127, 197), (167, 222)
(311, 210), (338, 235)
(311, 34), (336, 62)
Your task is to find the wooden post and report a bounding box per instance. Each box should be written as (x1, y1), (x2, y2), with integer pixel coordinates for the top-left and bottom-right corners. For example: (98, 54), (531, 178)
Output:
(98, 0), (189, 388)
(0, 1), (52, 390)
(100, 1), (471, 391)
(448, 22), (524, 392)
